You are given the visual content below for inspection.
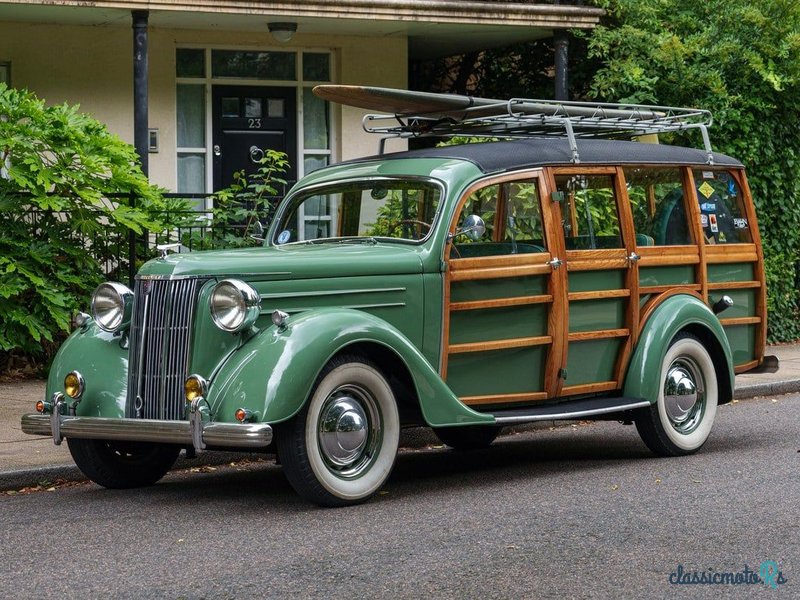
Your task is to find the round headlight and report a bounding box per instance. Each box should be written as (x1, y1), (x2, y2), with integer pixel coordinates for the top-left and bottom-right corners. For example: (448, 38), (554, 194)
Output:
(91, 282), (133, 333)
(209, 279), (261, 333)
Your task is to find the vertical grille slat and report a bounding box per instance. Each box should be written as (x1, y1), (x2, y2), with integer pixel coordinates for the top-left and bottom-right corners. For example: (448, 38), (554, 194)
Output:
(127, 278), (203, 420)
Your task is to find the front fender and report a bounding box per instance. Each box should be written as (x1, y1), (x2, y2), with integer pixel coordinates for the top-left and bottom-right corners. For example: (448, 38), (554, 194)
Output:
(623, 295), (733, 403)
(207, 308), (493, 427)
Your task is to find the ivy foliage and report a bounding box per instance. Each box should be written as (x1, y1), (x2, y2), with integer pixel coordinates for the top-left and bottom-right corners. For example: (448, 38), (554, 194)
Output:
(0, 84), (187, 368)
(583, 0), (800, 341)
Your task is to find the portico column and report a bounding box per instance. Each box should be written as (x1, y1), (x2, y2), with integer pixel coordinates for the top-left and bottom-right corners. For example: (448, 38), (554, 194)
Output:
(132, 10), (149, 177)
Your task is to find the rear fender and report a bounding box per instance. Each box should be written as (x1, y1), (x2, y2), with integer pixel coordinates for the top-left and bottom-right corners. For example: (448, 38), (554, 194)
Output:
(207, 308), (494, 427)
(624, 295), (734, 404)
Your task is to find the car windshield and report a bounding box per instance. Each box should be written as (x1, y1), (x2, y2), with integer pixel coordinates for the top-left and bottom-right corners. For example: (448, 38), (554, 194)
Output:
(272, 179), (442, 245)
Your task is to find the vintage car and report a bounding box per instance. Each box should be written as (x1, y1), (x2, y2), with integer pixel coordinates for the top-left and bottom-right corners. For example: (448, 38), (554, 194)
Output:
(22, 89), (777, 506)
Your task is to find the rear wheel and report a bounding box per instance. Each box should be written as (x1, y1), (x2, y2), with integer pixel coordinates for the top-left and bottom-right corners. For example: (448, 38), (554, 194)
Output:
(434, 425), (501, 450)
(635, 332), (719, 456)
(277, 355), (400, 507)
(67, 438), (180, 488)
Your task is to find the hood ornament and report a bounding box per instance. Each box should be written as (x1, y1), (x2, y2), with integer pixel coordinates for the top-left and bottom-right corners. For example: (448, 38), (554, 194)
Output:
(156, 243), (182, 259)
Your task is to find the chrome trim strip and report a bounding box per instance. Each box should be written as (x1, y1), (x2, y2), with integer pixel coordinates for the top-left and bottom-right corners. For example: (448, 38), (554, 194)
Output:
(260, 287), (406, 300)
(21, 414), (273, 449)
(137, 273), (291, 281)
(493, 401), (651, 424)
(265, 302), (406, 315)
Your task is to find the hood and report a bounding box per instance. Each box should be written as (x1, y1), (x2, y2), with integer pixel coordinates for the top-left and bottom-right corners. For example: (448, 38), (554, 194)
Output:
(137, 242), (425, 280)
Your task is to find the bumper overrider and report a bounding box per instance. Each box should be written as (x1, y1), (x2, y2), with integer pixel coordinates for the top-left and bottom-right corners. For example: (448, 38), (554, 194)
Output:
(21, 395), (272, 451)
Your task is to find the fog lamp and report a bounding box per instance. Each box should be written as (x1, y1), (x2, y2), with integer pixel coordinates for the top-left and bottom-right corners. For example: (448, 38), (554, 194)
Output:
(184, 374), (208, 402)
(64, 371), (85, 399)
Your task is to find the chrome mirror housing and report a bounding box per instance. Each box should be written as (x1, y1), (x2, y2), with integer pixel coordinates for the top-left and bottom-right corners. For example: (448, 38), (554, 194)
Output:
(451, 214), (486, 242)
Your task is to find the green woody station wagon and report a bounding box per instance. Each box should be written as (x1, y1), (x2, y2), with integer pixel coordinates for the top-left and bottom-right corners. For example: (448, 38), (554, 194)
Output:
(22, 87), (778, 506)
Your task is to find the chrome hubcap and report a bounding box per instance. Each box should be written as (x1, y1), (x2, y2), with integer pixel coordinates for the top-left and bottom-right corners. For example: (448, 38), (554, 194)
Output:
(663, 358), (705, 433)
(317, 384), (380, 478)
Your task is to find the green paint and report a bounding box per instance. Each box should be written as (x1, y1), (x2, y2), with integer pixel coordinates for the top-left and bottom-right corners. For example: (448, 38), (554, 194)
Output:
(450, 275), (546, 302)
(449, 304), (547, 344)
(447, 346), (545, 398)
(566, 339), (621, 385)
(569, 299), (625, 332)
(723, 325), (756, 365)
(639, 265), (694, 287)
(568, 269), (625, 292)
(207, 308), (494, 427)
(710, 289), (756, 319)
(421, 273), (445, 369)
(707, 262), (754, 283)
(623, 294), (733, 403)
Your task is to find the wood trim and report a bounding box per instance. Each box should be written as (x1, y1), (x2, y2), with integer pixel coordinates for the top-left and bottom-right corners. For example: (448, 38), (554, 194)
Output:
(705, 251), (759, 264)
(568, 328), (629, 341)
(707, 280), (761, 290)
(684, 168), (708, 302)
(560, 381), (619, 396)
(441, 260), (452, 380)
(448, 335), (552, 354)
(449, 252), (551, 271)
(450, 295), (553, 311)
(637, 254), (700, 267)
(567, 258), (629, 272)
(568, 289), (630, 302)
(613, 166), (638, 386)
(637, 245), (698, 257)
(720, 316), (761, 326)
(449, 263), (552, 281)
(565, 248), (627, 260)
(461, 391), (549, 406)
(552, 166), (617, 175)
(638, 288), (705, 330)
(639, 284), (701, 295)
(734, 360), (760, 374)
(704, 242), (757, 256)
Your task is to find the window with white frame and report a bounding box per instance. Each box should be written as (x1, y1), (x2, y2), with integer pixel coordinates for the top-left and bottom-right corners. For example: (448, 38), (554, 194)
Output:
(175, 48), (333, 203)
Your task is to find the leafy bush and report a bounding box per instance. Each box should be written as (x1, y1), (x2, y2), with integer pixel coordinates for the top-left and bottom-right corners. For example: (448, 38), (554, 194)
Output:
(0, 84), (187, 371)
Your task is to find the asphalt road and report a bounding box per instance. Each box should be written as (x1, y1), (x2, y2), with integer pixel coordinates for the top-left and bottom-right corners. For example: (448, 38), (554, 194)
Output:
(1, 394), (797, 599)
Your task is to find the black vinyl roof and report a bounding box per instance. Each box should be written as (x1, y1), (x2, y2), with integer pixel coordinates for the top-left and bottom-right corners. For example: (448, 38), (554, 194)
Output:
(362, 138), (743, 173)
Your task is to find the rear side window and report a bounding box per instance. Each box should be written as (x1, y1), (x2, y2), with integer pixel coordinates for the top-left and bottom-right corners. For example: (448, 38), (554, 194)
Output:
(625, 167), (691, 246)
(693, 170), (752, 244)
(556, 174), (622, 250)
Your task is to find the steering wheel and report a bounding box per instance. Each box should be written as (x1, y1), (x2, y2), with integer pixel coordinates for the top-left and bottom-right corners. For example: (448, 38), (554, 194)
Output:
(387, 219), (432, 238)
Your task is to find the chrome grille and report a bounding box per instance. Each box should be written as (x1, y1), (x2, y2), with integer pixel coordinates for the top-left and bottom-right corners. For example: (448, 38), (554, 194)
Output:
(127, 278), (203, 420)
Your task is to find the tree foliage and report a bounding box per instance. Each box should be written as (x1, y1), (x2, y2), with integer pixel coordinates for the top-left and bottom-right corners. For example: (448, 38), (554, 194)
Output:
(0, 84), (187, 371)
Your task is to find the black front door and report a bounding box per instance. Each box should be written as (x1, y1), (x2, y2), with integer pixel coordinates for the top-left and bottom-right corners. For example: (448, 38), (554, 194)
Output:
(212, 85), (297, 191)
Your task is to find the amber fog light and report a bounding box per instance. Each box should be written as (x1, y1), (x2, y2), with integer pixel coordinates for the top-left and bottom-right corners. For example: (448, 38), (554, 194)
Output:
(64, 371), (85, 399)
(184, 374), (208, 402)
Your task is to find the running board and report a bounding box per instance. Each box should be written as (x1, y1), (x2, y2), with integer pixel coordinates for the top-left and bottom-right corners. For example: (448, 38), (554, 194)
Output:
(491, 396), (650, 425)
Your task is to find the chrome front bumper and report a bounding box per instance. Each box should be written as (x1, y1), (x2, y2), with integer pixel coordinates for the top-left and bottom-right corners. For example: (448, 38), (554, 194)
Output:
(21, 413), (273, 450)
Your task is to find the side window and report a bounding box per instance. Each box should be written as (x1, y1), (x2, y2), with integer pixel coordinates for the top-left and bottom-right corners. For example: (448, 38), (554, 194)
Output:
(555, 174), (622, 250)
(625, 167), (691, 246)
(693, 170), (752, 244)
(452, 180), (545, 258)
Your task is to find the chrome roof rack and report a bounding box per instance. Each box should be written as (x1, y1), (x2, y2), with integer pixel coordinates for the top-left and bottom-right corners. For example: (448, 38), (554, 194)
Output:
(364, 98), (715, 164)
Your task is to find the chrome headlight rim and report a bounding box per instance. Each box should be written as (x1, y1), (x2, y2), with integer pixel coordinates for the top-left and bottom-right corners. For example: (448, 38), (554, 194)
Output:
(91, 282), (134, 333)
(209, 279), (261, 333)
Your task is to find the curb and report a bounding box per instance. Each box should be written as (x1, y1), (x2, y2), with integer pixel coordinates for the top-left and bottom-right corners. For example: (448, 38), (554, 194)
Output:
(2, 383), (797, 492)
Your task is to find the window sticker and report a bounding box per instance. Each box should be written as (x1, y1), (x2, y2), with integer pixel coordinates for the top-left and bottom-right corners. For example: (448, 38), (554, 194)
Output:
(719, 231), (727, 242)
(709, 214), (719, 233)
(702, 171), (715, 179)
(700, 214), (708, 227)
(698, 181), (715, 199)
(700, 202), (716, 212)
(277, 230), (291, 244)
(733, 218), (748, 229)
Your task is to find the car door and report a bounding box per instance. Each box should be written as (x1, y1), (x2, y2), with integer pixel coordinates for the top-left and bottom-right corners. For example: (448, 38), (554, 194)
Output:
(546, 167), (639, 397)
(442, 171), (567, 408)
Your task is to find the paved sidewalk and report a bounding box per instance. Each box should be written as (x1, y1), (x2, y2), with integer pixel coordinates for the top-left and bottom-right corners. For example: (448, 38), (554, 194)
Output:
(1, 344), (798, 491)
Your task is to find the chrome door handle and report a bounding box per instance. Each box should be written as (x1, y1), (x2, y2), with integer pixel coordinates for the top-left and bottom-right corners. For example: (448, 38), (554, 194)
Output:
(547, 257), (563, 270)
(627, 252), (640, 265)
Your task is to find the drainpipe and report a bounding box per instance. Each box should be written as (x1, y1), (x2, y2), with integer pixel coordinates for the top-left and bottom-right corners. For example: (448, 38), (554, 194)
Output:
(553, 29), (569, 101)
(132, 10), (149, 177)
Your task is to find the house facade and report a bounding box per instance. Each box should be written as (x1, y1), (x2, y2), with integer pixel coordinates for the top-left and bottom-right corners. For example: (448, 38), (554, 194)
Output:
(0, 1), (602, 201)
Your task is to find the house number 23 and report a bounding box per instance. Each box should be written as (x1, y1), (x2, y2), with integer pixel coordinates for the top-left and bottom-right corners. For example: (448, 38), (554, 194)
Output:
(248, 118), (262, 129)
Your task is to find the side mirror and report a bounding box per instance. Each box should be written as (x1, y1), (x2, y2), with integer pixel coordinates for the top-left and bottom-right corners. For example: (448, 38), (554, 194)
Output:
(249, 220), (265, 242)
(450, 214), (486, 242)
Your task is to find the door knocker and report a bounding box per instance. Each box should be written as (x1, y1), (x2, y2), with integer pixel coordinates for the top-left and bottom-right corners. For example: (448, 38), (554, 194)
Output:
(249, 146), (265, 164)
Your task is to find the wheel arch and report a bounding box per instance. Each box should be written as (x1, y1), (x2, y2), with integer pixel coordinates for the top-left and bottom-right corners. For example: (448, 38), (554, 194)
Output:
(623, 294), (734, 406)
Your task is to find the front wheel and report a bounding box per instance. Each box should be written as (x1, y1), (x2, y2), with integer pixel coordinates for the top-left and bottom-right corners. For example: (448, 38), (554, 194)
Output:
(635, 333), (719, 456)
(277, 355), (400, 507)
(67, 438), (180, 488)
